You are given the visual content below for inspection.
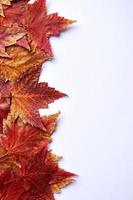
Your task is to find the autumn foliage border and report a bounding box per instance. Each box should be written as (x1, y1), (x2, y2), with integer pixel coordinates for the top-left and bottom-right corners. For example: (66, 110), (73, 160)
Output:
(0, 0), (76, 199)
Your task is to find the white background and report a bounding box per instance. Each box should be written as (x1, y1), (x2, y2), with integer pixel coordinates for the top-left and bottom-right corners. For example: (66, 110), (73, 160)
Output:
(40, 0), (133, 199)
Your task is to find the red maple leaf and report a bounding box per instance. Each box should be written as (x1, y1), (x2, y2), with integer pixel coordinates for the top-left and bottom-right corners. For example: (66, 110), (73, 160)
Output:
(0, 143), (75, 200)
(0, 80), (10, 132)
(0, 0), (75, 56)
(0, 113), (60, 164)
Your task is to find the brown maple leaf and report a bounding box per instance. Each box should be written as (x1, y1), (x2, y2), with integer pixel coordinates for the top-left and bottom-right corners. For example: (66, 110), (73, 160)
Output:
(0, 0), (13, 17)
(0, 0), (75, 56)
(0, 45), (48, 81)
(0, 23), (26, 57)
(4, 67), (66, 130)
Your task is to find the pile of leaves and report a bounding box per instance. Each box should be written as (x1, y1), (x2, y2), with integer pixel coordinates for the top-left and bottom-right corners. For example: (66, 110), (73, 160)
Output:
(0, 0), (76, 199)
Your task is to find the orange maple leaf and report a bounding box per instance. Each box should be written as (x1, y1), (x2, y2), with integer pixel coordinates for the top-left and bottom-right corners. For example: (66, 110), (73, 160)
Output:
(0, 45), (48, 81)
(3, 67), (66, 130)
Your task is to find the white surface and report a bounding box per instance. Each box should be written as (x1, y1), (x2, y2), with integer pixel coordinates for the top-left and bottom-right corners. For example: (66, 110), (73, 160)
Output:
(39, 0), (133, 199)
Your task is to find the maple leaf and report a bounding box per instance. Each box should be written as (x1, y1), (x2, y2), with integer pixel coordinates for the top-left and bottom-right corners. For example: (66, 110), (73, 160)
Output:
(0, 45), (48, 81)
(0, 113), (59, 167)
(0, 0), (75, 56)
(4, 67), (66, 130)
(0, 0), (13, 17)
(0, 124), (47, 164)
(0, 145), (75, 200)
(25, 0), (75, 56)
(0, 80), (10, 132)
(18, 145), (75, 199)
(0, 23), (26, 57)
(41, 112), (60, 138)
(0, 140), (75, 200)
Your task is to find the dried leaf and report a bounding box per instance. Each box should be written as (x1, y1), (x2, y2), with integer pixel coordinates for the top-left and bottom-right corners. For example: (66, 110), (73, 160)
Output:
(24, 2), (75, 56)
(51, 178), (74, 193)
(42, 112), (60, 137)
(0, 0), (28, 24)
(0, 0), (75, 56)
(0, 45), (48, 81)
(0, 80), (10, 132)
(4, 67), (66, 130)
(0, 141), (75, 200)
(0, 113), (59, 166)
(0, 23), (26, 57)
(0, 0), (13, 17)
